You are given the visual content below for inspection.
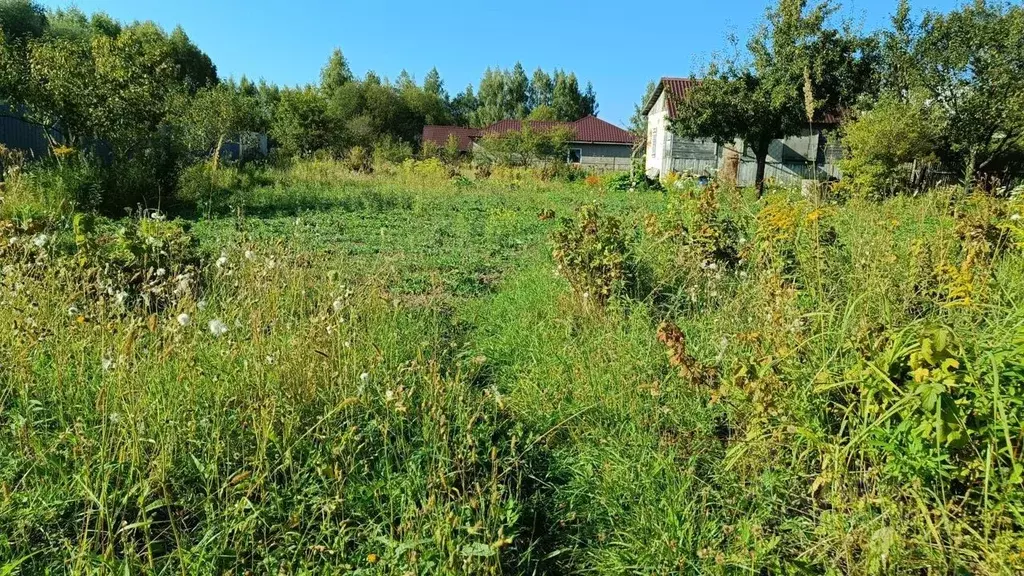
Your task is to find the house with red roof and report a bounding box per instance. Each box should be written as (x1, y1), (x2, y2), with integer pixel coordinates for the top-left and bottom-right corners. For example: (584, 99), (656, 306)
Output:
(422, 115), (635, 172)
(642, 77), (842, 184)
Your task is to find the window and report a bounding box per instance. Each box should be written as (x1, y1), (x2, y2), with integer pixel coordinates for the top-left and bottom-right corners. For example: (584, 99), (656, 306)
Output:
(567, 148), (583, 164)
(650, 127), (658, 158)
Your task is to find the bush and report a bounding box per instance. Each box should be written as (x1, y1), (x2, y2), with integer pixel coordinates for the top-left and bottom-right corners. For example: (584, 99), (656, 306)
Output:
(373, 136), (413, 166)
(605, 171), (663, 193)
(344, 145), (372, 173)
(839, 96), (938, 199)
(551, 204), (636, 306)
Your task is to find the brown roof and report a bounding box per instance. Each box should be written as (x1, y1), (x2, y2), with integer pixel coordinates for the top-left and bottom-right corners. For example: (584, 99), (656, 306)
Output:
(422, 125), (480, 152)
(422, 115), (634, 151)
(641, 77), (700, 118)
(641, 76), (842, 125)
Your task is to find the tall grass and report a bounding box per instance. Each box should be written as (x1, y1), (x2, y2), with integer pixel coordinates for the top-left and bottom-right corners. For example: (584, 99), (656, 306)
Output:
(1, 166), (1022, 574)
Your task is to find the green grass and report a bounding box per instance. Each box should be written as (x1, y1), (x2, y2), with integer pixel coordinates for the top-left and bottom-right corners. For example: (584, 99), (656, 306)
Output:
(1, 164), (1023, 574)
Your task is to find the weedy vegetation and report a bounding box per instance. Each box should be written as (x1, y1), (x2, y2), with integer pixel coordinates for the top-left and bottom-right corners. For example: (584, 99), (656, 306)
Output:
(2, 161), (1023, 575)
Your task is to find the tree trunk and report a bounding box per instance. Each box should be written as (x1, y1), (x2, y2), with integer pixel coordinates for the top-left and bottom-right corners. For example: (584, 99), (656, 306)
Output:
(754, 144), (769, 197)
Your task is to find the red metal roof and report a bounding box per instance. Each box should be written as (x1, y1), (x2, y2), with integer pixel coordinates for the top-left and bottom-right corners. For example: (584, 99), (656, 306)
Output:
(642, 76), (842, 125)
(641, 77), (700, 118)
(422, 115), (634, 151)
(421, 125), (480, 152)
(570, 116), (634, 144)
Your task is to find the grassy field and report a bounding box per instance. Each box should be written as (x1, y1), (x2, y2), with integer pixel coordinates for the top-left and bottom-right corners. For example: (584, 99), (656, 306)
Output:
(2, 162), (1023, 574)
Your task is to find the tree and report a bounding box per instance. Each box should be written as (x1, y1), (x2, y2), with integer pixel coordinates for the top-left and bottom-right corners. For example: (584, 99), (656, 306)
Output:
(529, 68), (553, 109)
(167, 25), (217, 94)
(526, 104), (558, 121)
(913, 1), (1024, 175)
(582, 81), (598, 116)
(630, 81), (656, 136)
(320, 48), (353, 95)
(673, 0), (867, 195)
(552, 70), (582, 120)
(551, 71), (597, 121)
(271, 86), (338, 156)
(24, 35), (98, 147)
(0, 0), (47, 42)
(505, 61), (529, 118)
(178, 84), (263, 168)
(478, 123), (573, 167)
(424, 67), (446, 99)
(473, 67), (507, 127)
(449, 84), (477, 126)
(839, 94), (937, 196)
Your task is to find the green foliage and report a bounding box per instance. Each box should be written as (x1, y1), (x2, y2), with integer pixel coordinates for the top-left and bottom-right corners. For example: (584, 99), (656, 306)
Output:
(478, 123), (572, 168)
(913, 1), (1024, 173)
(0, 0), (46, 42)
(319, 47), (353, 94)
(372, 135), (413, 166)
(604, 169), (663, 192)
(551, 204), (635, 305)
(344, 144), (371, 173)
(176, 83), (265, 166)
(674, 0), (873, 194)
(839, 94), (938, 198)
(0, 157), (102, 217)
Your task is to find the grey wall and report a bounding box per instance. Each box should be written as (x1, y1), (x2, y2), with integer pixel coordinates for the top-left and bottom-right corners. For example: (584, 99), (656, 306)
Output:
(575, 143), (632, 172)
(663, 127), (842, 185)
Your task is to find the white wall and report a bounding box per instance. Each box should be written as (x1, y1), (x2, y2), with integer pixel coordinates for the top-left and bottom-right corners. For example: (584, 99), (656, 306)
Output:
(645, 91), (672, 177)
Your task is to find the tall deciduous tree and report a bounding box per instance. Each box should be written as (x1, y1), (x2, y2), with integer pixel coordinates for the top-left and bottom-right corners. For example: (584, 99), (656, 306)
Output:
(913, 1), (1024, 174)
(505, 61), (529, 119)
(0, 0), (46, 42)
(529, 67), (553, 109)
(673, 0), (867, 194)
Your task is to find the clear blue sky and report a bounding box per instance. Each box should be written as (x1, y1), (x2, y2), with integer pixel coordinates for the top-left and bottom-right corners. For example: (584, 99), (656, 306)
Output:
(41, 0), (961, 127)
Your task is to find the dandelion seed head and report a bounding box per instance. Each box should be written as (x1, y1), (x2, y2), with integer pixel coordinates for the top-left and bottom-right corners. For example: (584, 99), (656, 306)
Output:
(332, 298), (344, 313)
(176, 313), (191, 327)
(208, 319), (228, 337)
(360, 372), (370, 384)
(1012, 213), (1022, 222)
(156, 268), (166, 277)
(32, 234), (49, 248)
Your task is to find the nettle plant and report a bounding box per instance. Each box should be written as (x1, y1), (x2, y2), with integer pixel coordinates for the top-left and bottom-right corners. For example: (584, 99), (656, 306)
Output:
(551, 204), (635, 306)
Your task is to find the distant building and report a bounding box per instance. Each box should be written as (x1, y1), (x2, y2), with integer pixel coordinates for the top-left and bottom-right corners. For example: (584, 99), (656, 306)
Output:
(642, 77), (842, 184)
(423, 116), (635, 172)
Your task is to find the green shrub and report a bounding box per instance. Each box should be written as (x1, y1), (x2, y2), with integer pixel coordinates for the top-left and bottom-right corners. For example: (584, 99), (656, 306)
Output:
(344, 145), (372, 173)
(551, 204), (636, 306)
(605, 170), (663, 192)
(373, 136), (413, 166)
(839, 95), (939, 199)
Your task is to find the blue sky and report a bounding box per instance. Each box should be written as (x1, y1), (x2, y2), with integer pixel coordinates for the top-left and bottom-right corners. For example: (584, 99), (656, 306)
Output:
(41, 0), (961, 127)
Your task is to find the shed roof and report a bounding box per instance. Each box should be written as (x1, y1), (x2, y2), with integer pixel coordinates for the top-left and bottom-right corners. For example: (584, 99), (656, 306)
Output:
(422, 115), (634, 152)
(641, 76), (843, 125)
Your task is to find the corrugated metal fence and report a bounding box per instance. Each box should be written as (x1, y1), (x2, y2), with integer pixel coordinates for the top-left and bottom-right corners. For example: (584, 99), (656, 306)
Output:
(0, 104), (55, 160)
